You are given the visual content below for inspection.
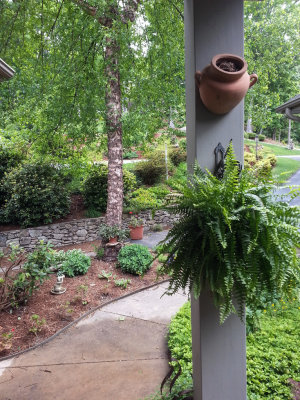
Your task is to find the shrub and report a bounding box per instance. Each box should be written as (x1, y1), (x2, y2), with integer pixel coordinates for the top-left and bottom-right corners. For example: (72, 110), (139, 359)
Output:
(152, 224), (163, 232)
(82, 165), (136, 212)
(25, 241), (56, 271)
(0, 244), (50, 311)
(134, 151), (170, 185)
(123, 150), (138, 159)
(2, 162), (70, 227)
(148, 184), (170, 200)
(258, 134), (266, 142)
(248, 132), (256, 140)
(169, 147), (187, 166)
(266, 154), (277, 167)
(244, 132), (249, 139)
(127, 188), (160, 212)
(179, 139), (186, 151)
(174, 129), (186, 138)
(168, 162), (187, 189)
(244, 152), (256, 169)
(84, 208), (102, 218)
(117, 244), (153, 275)
(0, 145), (24, 209)
(58, 250), (91, 277)
(0, 145), (24, 182)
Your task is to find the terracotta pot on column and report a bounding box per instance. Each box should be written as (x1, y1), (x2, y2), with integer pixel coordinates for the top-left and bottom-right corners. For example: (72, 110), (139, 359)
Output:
(195, 54), (257, 115)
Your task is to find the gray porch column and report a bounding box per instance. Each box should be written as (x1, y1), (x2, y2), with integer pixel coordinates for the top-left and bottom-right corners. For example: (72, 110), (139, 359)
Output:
(184, 1), (247, 399)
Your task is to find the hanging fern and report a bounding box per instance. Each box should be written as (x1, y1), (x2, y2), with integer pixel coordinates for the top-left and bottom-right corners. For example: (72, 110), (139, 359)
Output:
(159, 144), (300, 323)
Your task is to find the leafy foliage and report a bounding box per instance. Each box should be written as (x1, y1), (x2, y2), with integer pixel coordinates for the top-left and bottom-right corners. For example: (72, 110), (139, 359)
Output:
(169, 147), (187, 167)
(134, 151), (169, 185)
(98, 223), (129, 241)
(158, 144), (300, 322)
(0, 144), (24, 208)
(114, 278), (131, 289)
(148, 185), (170, 200)
(58, 250), (91, 278)
(82, 165), (136, 212)
(0, 244), (51, 311)
(244, 0), (300, 139)
(167, 297), (300, 400)
(0, 144), (24, 182)
(127, 187), (161, 212)
(117, 244), (153, 276)
(1, 162), (70, 227)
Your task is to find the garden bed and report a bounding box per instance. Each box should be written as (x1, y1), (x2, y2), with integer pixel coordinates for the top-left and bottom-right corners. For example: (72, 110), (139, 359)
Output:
(0, 240), (165, 358)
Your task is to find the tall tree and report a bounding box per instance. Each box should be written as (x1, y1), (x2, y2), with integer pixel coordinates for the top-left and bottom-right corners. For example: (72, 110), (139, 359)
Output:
(244, 0), (300, 139)
(71, 0), (141, 226)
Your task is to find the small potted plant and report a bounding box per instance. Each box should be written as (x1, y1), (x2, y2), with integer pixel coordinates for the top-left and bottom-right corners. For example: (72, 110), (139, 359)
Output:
(98, 223), (128, 244)
(128, 212), (144, 240)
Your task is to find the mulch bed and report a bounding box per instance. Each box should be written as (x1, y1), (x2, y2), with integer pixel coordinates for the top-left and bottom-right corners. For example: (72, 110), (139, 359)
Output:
(0, 240), (166, 358)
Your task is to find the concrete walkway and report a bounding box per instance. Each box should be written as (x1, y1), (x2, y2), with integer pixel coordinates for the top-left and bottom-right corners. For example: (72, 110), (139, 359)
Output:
(0, 282), (188, 400)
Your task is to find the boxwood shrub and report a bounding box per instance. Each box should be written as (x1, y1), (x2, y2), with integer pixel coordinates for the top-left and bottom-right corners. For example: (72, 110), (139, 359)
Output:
(134, 151), (171, 185)
(58, 249), (91, 277)
(82, 165), (137, 212)
(117, 244), (153, 275)
(1, 162), (70, 227)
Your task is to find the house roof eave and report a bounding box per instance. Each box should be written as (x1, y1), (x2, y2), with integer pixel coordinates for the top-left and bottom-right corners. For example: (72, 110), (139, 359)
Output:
(0, 58), (15, 82)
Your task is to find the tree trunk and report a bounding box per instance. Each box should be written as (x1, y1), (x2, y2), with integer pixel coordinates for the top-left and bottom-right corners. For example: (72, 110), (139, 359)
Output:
(246, 117), (253, 133)
(104, 36), (123, 227)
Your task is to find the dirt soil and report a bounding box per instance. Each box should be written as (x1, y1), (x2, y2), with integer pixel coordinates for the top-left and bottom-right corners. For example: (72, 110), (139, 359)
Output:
(0, 240), (166, 359)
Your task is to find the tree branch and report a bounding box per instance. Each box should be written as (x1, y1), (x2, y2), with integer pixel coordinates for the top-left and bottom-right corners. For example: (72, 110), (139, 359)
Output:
(71, 0), (113, 27)
(120, 0), (142, 24)
(166, 0), (184, 21)
(50, 0), (65, 34)
(72, 0), (142, 26)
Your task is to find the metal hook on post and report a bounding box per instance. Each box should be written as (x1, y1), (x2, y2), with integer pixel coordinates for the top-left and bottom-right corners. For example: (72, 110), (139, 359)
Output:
(214, 142), (226, 179)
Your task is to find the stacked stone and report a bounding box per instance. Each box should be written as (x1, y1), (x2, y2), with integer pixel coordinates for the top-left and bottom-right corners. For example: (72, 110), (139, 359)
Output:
(0, 211), (179, 252)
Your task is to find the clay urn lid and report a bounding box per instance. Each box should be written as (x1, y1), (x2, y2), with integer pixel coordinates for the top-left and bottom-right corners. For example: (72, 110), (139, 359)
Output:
(211, 54), (248, 82)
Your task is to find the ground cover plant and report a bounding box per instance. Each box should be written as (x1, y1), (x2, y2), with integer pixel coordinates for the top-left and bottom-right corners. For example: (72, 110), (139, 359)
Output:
(158, 297), (300, 400)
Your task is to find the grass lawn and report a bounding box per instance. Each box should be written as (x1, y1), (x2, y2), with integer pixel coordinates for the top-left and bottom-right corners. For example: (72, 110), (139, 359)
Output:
(272, 158), (300, 180)
(245, 139), (300, 156)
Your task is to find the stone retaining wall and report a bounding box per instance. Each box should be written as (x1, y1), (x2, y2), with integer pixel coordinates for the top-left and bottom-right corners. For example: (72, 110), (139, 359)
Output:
(0, 210), (179, 252)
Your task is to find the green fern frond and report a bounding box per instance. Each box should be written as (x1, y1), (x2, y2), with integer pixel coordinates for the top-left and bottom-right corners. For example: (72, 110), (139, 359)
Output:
(157, 143), (300, 322)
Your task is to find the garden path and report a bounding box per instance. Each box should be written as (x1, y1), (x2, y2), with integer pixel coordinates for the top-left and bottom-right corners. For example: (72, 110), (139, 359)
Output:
(0, 281), (188, 400)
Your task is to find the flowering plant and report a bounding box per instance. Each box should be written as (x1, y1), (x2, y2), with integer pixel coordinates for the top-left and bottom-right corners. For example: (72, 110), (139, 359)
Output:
(129, 213), (144, 228)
